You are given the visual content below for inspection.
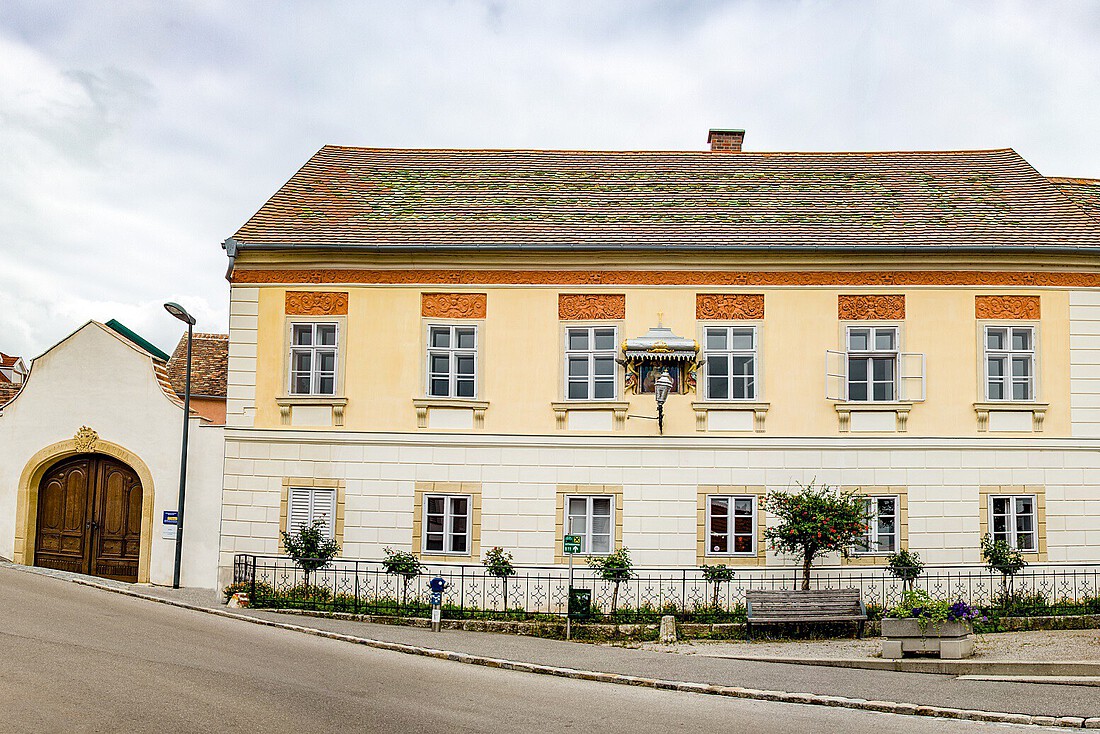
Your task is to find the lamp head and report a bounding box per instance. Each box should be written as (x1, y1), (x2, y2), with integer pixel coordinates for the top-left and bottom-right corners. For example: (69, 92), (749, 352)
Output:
(654, 369), (674, 406)
(164, 302), (196, 326)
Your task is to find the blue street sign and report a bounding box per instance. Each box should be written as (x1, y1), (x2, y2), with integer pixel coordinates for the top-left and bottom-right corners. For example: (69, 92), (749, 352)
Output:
(163, 511), (179, 525)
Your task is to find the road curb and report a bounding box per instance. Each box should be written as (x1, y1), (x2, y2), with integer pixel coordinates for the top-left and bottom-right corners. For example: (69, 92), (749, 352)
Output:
(62, 576), (1099, 729)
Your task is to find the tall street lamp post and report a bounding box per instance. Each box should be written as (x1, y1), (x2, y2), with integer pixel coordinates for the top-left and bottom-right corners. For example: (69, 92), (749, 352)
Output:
(164, 302), (196, 589)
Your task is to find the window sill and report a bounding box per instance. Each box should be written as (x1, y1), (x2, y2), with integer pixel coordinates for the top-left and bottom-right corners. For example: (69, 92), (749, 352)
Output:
(276, 395), (347, 427)
(834, 401), (913, 433)
(413, 398), (490, 429)
(973, 402), (1048, 433)
(691, 401), (769, 433)
(551, 401), (628, 431)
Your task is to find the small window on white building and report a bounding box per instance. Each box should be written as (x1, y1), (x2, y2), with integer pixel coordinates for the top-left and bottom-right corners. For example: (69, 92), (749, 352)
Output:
(565, 327), (617, 400)
(854, 496), (898, 554)
(704, 326), (757, 400)
(985, 326), (1035, 401)
(706, 495), (756, 555)
(847, 326), (897, 402)
(287, 487), (337, 540)
(290, 323), (338, 395)
(427, 325), (478, 398)
(565, 495), (614, 554)
(423, 494), (471, 555)
(990, 495), (1037, 551)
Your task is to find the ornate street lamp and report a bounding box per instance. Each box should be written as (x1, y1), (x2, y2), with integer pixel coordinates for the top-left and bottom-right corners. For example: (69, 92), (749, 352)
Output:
(654, 369), (674, 434)
(164, 302), (195, 589)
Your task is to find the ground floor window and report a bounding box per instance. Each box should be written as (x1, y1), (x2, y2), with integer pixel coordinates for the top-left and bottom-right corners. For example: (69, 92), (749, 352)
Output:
(854, 495), (898, 554)
(287, 487), (337, 539)
(990, 495), (1037, 551)
(423, 494), (471, 555)
(566, 495), (614, 554)
(705, 495), (756, 555)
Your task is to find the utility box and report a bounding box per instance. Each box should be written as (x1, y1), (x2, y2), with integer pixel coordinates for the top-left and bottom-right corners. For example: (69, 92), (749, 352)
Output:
(568, 587), (591, 619)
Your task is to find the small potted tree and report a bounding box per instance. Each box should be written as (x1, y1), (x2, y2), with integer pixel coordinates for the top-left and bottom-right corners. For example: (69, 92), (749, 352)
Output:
(281, 518), (340, 594)
(700, 564), (735, 611)
(587, 548), (634, 617)
(483, 546), (517, 611)
(981, 533), (1028, 609)
(886, 548), (924, 593)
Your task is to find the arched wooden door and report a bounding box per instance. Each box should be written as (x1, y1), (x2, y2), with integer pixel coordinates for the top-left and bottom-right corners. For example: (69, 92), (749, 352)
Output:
(35, 454), (143, 582)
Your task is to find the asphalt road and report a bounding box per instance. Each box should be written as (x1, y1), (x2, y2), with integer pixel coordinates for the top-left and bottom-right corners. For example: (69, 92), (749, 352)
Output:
(0, 568), (1060, 733)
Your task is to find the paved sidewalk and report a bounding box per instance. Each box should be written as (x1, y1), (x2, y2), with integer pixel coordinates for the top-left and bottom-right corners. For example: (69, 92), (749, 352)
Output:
(7, 563), (1099, 723)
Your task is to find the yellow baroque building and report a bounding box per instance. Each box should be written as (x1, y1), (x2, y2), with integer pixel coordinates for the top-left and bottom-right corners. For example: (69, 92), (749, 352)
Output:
(216, 130), (1100, 587)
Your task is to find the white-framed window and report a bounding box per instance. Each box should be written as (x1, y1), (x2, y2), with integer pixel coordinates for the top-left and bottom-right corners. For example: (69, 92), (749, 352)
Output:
(423, 494), (471, 555)
(985, 326), (1035, 401)
(287, 487), (337, 540)
(565, 495), (614, 554)
(705, 495), (756, 556)
(847, 326), (897, 402)
(427, 325), (478, 398)
(854, 496), (898, 555)
(289, 322), (338, 395)
(704, 326), (757, 400)
(565, 326), (617, 401)
(990, 494), (1037, 552)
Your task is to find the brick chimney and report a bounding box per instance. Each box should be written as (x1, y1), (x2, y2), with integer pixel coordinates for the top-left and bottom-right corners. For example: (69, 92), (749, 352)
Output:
(708, 128), (745, 152)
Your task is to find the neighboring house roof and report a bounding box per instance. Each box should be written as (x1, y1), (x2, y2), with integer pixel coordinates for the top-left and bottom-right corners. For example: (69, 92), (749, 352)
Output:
(0, 382), (19, 408)
(227, 145), (1100, 255)
(167, 333), (229, 398)
(0, 352), (20, 368)
(1049, 177), (1100, 220)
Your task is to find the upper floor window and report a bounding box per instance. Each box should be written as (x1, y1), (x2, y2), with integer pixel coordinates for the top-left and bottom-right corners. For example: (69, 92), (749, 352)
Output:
(566, 494), (614, 554)
(565, 327), (617, 400)
(847, 326), (897, 402)
(704, 326), (757, 400)
(423, 493), (471, 555)
(854, 496), (898, 554)
(985, 326), (1035, 401)
(990, 494), (1036, 552)
(705, 494), (756, 556)
(287, 487), (337, 540)
(427, 325), (477, 398)
(290, 323), (337, 395)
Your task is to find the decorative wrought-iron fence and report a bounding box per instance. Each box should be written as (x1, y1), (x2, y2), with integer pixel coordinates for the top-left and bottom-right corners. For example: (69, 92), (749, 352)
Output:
(233, 554), (1100, 623)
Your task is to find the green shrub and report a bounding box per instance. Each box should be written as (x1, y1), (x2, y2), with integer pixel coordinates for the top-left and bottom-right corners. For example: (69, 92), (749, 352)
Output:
(281, 519), (340, 587)
(885, 549), (924, 591)
(222, 580), (274, 603)
(587, 548), (635, 615)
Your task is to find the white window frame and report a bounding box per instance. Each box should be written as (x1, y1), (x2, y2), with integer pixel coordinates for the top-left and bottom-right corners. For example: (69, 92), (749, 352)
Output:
(289, 322), (339, 396)
(984, 325), (1036, 402)
(704, 494), (757, 557)
(426, 324), (479, 399)
(287, 487), (337, 540)
(846, 326), (898, 402)
(989, 494), (1038, 552)
(853, 495), (899, 556)
(565, 494), (615, 555)
(422, 493), (472, 555)
(826, 325), (924, 402)
(564, 326), (618, 401)
(703, 325), (758, 401)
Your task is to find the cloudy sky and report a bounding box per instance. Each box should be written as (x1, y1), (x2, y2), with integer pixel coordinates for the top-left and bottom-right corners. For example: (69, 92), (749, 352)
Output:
(1, 0), (1098, 358)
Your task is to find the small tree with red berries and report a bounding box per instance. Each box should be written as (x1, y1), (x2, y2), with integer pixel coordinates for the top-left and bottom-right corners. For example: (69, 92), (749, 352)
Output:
(765, 482), (870, 590)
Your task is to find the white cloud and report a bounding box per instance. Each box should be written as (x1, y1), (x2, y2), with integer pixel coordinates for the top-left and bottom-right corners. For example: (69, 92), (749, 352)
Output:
(1, 0), (1098, 358)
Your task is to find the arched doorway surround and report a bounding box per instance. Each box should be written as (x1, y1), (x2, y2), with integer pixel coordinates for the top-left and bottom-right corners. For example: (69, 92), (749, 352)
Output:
(14, 433), (156, 583)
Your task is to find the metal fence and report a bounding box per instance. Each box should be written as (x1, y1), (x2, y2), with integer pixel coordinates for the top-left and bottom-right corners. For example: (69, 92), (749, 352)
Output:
(233, 554), (1100, 622)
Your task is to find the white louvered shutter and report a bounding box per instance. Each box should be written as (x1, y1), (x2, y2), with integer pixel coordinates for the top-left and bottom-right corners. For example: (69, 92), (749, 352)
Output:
(825, 350), (848, 401)
(899, 352), (926, 402)
(288, 488), (312, 534)
(314, 489), (336, 540)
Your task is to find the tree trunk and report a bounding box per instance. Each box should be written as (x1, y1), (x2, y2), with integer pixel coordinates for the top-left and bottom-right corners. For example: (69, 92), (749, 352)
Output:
(712, 582), (720, 610)
(611, 581), (620, 615)
(503, 577), (509, 610)
(801, 556), (813, 590)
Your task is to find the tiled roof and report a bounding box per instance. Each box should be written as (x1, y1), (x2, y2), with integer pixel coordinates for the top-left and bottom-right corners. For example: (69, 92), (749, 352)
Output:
(229, 146), (1100, 253)
(0, 352), (19, 368)
(0, 382), (20, 408)
(1050, 177), (1100, 220)
(167, 333), (228, 398)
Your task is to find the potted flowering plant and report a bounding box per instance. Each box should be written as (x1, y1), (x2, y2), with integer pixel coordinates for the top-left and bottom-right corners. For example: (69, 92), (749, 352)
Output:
(882, 589), (984, 659)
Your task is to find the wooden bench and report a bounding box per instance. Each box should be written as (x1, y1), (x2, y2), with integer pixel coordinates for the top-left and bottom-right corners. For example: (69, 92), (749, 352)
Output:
(745, 589), (867, 639)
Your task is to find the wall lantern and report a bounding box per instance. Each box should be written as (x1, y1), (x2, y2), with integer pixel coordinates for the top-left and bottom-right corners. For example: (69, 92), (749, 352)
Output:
(654, 370), (674, 433)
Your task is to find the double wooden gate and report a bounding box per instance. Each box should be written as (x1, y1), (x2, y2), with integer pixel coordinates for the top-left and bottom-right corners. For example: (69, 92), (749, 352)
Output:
(34, 454), (143, 582)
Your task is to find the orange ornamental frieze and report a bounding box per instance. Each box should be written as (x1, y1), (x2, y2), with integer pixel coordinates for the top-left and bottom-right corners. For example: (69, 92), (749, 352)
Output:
(284, 291), (349, 315)
(558, 294), (626, 320)
(235, 268), (1100, 288)
(974, 295), (1041, 320)
(837, 294), (906, 320)
(696, 294), (764, 320)
(421, 293), (488, 319)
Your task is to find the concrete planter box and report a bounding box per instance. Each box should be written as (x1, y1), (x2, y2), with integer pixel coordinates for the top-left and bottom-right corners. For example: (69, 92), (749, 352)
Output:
(881, 618), (974, 659)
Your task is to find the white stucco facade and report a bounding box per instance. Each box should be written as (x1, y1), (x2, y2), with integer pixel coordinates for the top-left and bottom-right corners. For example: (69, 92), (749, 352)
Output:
(0, 322), (224, 589)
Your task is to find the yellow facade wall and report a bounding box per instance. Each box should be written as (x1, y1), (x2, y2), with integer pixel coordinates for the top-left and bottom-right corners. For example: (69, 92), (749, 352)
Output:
(247, 283), (1072, 437)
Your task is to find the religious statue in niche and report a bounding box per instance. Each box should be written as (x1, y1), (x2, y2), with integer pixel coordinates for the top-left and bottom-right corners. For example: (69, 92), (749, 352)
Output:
(620, 321), (700, 396)
(640, 362), (682, 394)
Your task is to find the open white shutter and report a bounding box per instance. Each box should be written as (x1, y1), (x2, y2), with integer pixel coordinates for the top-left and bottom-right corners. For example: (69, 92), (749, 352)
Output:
(316, 489), (337, 540)
(288, 488), (312, 534)
(825, 350), (847, 401)
(899, 352), (926, 402)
